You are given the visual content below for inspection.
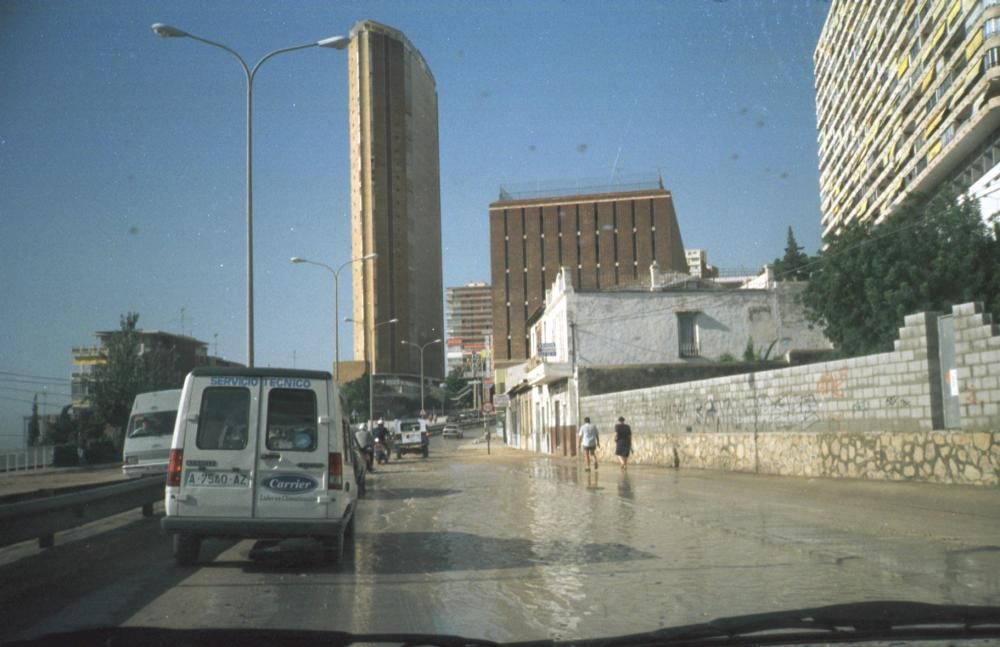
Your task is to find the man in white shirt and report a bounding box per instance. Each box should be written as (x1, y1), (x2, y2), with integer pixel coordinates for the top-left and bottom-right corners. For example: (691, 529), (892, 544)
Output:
(577, 417), (600, 471)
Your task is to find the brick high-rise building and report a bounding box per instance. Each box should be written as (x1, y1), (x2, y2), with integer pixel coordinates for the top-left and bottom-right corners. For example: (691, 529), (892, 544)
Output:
(489, 182), (687, 361)
(347, 20), (444, 379)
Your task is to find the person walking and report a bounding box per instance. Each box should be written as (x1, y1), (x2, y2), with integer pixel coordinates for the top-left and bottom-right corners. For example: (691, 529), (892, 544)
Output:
(577, 416), (600, 471)
(614, 416), (632, 471)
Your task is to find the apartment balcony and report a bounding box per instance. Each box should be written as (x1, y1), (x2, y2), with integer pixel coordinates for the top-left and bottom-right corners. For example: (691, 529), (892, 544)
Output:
(526, 359), (573, 386)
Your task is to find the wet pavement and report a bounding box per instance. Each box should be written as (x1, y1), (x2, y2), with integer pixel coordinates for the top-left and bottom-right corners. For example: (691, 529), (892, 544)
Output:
(6, 437), (1000, 642)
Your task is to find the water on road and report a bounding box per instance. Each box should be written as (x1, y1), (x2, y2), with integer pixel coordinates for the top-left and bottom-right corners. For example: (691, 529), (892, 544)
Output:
(4, 437), (1000, 642)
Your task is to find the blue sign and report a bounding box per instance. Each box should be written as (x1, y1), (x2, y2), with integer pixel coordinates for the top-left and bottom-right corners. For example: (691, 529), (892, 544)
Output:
(262, 474), (318, 493)
(538, 342), (557, 357)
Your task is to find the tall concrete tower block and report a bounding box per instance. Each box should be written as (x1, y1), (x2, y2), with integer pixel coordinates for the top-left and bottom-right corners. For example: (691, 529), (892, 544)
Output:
(348, 20), (444, 379)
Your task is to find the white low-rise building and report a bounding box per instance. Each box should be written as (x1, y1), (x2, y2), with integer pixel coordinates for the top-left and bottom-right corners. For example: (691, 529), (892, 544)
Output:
(497, 267), (832, 454)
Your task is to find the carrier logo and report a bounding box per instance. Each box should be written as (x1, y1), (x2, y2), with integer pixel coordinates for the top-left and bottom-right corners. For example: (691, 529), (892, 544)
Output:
(262, 474), (317, 493)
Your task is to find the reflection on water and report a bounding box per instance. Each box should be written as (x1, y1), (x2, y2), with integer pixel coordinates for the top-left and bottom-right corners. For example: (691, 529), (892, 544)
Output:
(618, 473), (634, 499)
(348, 448), (1000, 641)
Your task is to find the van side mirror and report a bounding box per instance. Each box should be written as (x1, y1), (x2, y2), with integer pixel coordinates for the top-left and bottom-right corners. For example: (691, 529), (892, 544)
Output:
(318, 415), (332, 425)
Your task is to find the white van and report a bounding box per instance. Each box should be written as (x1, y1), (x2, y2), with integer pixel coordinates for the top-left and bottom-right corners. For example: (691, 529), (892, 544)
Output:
(161, 367), (358, 565)
(122, 389), (181, 479)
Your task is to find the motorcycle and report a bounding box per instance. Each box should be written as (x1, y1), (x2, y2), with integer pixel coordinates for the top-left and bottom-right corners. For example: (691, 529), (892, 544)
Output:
(374, 438), (389, 465)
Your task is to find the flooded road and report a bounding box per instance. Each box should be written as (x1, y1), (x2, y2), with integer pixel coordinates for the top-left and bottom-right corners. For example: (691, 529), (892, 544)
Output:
(6, 437), (1000, 642)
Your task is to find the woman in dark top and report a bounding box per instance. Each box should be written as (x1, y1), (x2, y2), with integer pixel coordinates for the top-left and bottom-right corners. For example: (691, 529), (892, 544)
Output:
(613, 416), (632, 471)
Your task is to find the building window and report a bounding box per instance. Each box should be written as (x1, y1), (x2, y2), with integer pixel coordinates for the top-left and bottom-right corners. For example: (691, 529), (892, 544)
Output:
(983, 46), (1000, 73)
(678, 312), (699, 358)
(986, 17), (1000, 40)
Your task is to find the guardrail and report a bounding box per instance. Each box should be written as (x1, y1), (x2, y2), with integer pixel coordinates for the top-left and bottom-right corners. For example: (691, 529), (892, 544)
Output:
(0, 476), (165, 550)
(0, 446), (54, 473)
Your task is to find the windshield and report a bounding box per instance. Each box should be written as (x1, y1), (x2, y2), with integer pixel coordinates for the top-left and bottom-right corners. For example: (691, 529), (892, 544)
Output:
(126, 411), (178, 439)
(3, 0), (1000, 645)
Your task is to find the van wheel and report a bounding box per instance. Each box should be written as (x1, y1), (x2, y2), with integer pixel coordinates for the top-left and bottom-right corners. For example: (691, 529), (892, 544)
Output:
(174, 534), (201, 566)
(322, 533), (344, 563)
(346, 513), (356, 541)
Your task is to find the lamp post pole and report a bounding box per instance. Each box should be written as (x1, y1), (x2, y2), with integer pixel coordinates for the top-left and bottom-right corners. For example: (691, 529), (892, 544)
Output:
(401, 338), (442, 413)
(152, 23), (349, 367)
(347, 317), (397, 425)
(291, 254), (376, 381)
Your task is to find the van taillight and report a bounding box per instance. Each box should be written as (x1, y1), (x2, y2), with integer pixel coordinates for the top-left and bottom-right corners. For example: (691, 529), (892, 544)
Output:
(167, 449), (183, 487)
(328, 452), (343, 490)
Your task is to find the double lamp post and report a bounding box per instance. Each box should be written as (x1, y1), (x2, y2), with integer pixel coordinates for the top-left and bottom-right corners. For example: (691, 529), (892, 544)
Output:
(401, 338), (442, 414)
(152, 23), (350, 367)
(290, 255), (376, 382)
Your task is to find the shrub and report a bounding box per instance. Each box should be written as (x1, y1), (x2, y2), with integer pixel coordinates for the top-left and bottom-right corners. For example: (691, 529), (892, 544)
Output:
(85, 438), (119, 464)
(52, 444), (80, 467)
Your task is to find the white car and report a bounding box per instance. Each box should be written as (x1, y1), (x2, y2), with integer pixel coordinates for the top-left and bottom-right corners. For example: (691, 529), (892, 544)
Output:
(161, 368), (359, 565)
(441, 424), (463, 439)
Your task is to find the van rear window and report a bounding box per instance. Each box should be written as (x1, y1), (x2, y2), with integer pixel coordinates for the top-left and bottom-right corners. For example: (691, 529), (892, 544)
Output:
(196, 388), (250, 451)
(127, 411), (177, 438)
(266, 389), (317, 451)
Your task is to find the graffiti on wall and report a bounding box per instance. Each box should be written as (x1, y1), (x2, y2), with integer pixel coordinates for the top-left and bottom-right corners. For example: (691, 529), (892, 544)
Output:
(653, 391), (821, 433)
(816, 369), (848, 399)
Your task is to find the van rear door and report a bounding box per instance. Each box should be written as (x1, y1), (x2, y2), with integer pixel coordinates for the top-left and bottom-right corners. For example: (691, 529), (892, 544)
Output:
(175, 380), (257, 518)
(254, 377), (333, 520)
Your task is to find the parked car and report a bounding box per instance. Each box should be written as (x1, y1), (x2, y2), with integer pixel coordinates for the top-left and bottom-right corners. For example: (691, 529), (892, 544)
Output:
(162, 367), (359, 565)
(441, 423), (463, 439)
(394, 418), (429, 458)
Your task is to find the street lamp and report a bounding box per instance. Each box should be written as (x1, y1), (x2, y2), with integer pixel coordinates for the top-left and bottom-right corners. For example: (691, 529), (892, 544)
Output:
(152, 23), (350, 367)
(401, 338), (442, 414)
(346, 316), (397, 425)
(290, 253), (377, 382)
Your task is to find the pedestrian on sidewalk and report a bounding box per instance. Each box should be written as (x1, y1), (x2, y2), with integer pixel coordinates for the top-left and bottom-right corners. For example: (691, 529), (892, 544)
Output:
(614, 416), (632, 471)
(578, 416), (600, 471)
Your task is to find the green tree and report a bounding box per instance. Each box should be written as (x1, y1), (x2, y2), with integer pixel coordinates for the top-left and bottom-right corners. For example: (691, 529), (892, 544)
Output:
(91, 313), (144, 432)
(772, 226), (811, 281)
(803, 190), (1000, 356)
(43, 404), (77, 445)
(441, 368), (470, 410)
(90, 313), (180, 441)
(340, 372), (370, 422)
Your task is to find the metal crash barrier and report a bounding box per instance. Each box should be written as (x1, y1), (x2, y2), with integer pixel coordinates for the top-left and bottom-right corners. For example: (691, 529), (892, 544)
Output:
(0, 476), (165, 549)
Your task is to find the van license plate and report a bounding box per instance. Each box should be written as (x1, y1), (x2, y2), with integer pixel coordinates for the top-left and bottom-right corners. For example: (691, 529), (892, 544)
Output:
(184, 471), (250, 488)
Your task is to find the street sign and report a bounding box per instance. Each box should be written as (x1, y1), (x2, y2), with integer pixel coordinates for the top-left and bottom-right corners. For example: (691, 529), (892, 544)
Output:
(419, 409), (427, 418)
(538, 342), (557, 357)
(482, 402), (494, 414)
(493, 394), (510, 407)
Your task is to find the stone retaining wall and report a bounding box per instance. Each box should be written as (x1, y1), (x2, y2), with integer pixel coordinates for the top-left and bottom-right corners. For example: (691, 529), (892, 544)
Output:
(594, 429), (999, 486)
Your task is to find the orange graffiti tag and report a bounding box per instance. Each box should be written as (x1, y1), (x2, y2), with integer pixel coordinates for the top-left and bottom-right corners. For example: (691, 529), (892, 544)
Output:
(816, 369), (848, 399)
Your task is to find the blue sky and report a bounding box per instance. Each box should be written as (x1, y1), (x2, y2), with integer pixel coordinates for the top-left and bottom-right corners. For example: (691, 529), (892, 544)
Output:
(0, 0), (831, 446)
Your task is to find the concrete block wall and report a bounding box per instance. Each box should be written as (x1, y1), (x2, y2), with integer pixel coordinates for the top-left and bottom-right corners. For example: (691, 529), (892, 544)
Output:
(953, 302), (1000, 431)
(582, 310), (942, 437)
(578, 303), (1000, 486)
